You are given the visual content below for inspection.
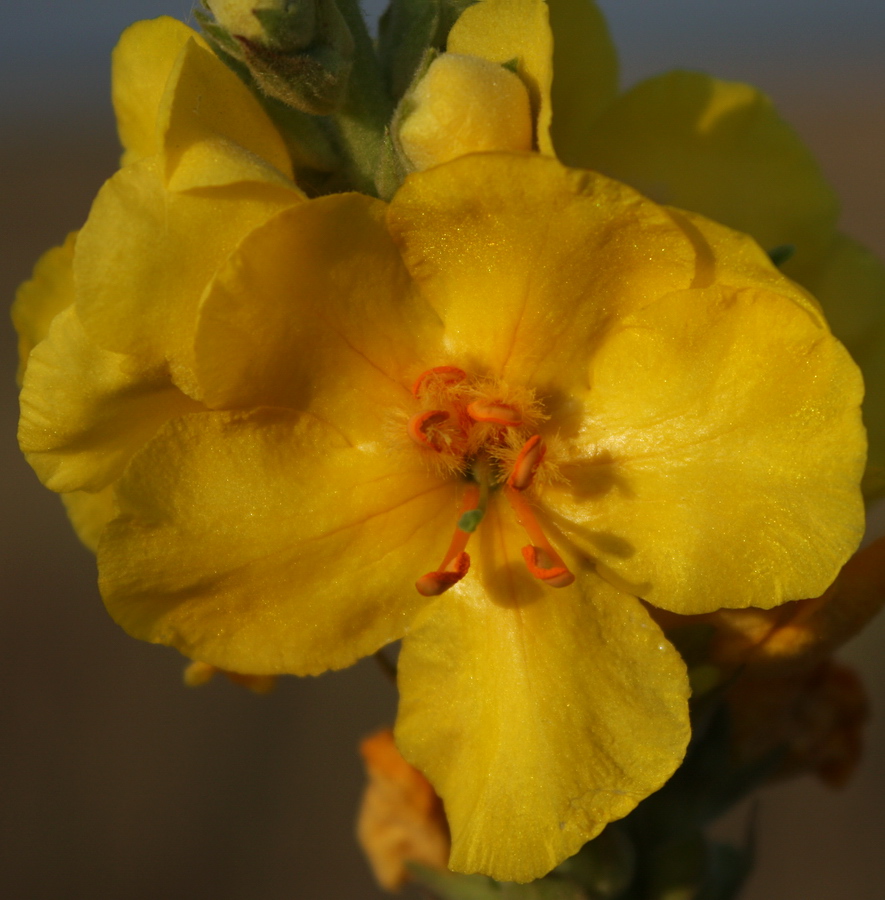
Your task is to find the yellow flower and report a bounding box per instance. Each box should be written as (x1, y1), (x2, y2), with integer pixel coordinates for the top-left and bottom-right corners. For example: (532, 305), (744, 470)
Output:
(440, 0), (885, 496)
(15, 17), (304, 548)
(13, 6), (869, 886)
(20, 140), (864, 877)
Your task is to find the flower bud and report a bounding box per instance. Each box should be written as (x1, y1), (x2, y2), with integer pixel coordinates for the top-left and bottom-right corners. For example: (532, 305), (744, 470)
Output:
(357, 729), (450, 890)
(397, 53), (533, 171)
(202, 0), (355, 115)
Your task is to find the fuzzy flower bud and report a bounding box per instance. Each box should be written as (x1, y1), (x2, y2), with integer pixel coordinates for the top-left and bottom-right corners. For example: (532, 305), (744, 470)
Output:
(397, 53), (533, 171)
(202, 0), (355, 114)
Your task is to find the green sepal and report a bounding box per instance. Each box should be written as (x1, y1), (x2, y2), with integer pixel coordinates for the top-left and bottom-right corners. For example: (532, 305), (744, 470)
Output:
(378, 0), (477, 101)
(195, 9), (243, 57)
(252, 6), (318, 49)
(197, 13), (343, 173)
(236, 35), (354, 115)
(768, 244), (797, 267)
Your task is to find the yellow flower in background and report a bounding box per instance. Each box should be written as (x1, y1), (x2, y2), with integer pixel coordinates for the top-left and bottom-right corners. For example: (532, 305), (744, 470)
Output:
(12, 0), (876, 887)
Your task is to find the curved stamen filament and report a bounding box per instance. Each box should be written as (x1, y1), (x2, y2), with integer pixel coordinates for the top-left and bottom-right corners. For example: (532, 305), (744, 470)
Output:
(505, 486), (575, 588)
(407, 409), (450, 451)
(507, 434), (546, 491)
(415, 485), (481, 596)
(466, 399), (523, 427)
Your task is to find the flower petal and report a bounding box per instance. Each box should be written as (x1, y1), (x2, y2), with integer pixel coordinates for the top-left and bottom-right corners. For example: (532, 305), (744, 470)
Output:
(159, 36), (297, 191)
(11, 232), (76, 384)
(448, 0), (555, 154)
(195, 193), (442, 441)
(790, 234), (885, 497)
(62, 487), (118, 553)
(99, 409), (460, 675)
(581, 71), (839, 271)
(547, 0), (619, 165)
(388, 154), (696, 390)
(74, 157), (302, 386)
(111, 17), (201, 166)
(18, 307), (200, 493)
(396, 501), (689, 882)
(546, 281), (866, 614)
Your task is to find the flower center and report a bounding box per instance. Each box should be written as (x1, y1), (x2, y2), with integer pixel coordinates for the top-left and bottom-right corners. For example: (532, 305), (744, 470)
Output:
(408, 367), (575, 596)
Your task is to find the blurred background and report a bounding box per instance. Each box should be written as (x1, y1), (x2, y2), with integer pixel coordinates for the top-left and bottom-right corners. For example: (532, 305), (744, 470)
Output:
(1, 2), (883, 897)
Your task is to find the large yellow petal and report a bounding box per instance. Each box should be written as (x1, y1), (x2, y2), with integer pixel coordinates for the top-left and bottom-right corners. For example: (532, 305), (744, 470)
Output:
(111, 17), (203, 166)
(74, 157), (301, 388)
(396, 500), (690, 882)
(62, 487), (118, 553)
(790, 234), (885, 497)
(448, 0), (555, 154)
(195, 193), (442, 442)
(388, 154), (696, 390)
(159, 36), (297, 191)
(11, 232), (76, 384)
(18, 307), (200, 493)
(547, 0), (618, 165)
(544, 283), (866, 615)
(581, 71), (839, 271)
(99, 409), (460, 675)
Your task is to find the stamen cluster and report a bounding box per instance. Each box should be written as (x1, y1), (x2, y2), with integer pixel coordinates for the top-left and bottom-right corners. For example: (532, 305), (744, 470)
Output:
(407, 367), (574, 596)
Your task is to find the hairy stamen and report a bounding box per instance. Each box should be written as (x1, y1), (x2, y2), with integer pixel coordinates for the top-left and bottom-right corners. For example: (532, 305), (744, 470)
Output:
(407, 409), (451, 451)
(412, 366), (468, 398)
(466, 399), (523, 427)
(507, 434), (546, 491)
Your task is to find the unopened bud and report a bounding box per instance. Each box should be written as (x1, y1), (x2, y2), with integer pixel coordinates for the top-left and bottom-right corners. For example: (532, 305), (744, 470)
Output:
(357, 729), (450, 890)
(397, 53), (533, 171)
(202, 0), (355, 115)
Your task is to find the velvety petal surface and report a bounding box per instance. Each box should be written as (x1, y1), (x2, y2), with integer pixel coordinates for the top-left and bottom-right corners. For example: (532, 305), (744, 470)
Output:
(581, 71), (839, 271)
(547, 0), (618, 165)
(195, 193), (443, 442)
(544, 281), (866, 615)
(112, 17), (200, 165)
(388, 154), (697, 391)
(99, 409), (460, 674)
(74, 157), (302, 387)
(18, 307), (201, 493)
(448, 0), (555, 154)
(791, 234), (885, 497)
(159, 36), (296, 191)
(12, 232), (76, 383)
(396, 499), (690, 882)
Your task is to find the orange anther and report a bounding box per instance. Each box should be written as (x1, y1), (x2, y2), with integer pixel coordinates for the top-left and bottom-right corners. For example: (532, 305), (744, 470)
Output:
(521, 546), (575, 588)
(466, 399), (523, 427)
(508, 434), (546, 490)
(505, 486), (575, 589)
(415, 552), (470, 596)
(412, 366), (468, 398)
(414, 486), (480, 596)
(407, 410), (450, 451)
